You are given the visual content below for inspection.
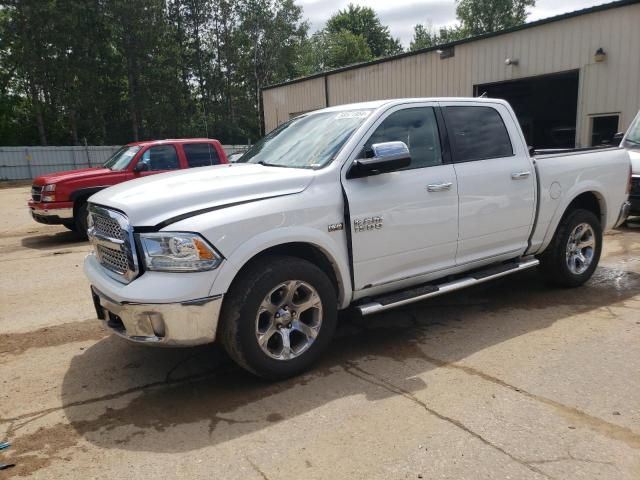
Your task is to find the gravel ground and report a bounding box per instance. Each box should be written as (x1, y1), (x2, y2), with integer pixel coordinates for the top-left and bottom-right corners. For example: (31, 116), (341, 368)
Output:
(1, 184), (639, 479)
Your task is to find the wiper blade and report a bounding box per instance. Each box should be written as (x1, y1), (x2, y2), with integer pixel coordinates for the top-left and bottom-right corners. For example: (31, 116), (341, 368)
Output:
(256, 160), (287, 168)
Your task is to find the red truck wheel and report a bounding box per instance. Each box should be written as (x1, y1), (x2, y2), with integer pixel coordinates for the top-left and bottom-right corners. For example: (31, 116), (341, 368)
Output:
(74, 203), (89, 239)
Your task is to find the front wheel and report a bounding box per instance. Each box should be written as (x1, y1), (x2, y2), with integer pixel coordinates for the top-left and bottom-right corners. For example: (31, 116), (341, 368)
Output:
(219, 255), (338, 379)
(539, 208), (602, 287)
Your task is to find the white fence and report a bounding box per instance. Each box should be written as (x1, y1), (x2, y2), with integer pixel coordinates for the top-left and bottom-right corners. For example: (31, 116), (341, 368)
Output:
(0, 144), (249, 180)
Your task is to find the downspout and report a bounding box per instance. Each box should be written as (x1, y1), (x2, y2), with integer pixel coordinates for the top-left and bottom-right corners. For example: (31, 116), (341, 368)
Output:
(324, 74), (329, 108)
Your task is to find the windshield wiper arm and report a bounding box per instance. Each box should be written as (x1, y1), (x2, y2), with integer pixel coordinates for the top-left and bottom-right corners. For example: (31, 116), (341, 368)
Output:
(256, 160), (287, 168)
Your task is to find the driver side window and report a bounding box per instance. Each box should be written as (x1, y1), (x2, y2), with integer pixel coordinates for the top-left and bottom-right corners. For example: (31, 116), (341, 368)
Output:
(361, 107), (443, 169)
(139, 145), (180, 171)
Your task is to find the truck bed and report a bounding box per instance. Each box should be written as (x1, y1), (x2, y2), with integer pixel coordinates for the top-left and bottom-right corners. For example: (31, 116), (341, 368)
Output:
(527, 146), (630, 255)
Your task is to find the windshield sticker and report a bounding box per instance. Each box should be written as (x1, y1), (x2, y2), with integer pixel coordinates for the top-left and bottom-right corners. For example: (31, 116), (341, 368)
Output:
(335, 111), (371, 120)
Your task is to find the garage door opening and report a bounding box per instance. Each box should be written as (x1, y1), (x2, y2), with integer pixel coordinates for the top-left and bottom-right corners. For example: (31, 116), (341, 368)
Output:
(474, 70), (579, 149)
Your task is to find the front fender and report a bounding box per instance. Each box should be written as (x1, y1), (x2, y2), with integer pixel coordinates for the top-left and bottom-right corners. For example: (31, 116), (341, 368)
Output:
(209, 226), (352, 309)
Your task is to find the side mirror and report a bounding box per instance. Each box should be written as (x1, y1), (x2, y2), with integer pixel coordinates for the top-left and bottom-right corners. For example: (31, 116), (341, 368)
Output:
(347, 141), (411, 179)
(133, 161), (149, 173)
(612, 132), (624, 145)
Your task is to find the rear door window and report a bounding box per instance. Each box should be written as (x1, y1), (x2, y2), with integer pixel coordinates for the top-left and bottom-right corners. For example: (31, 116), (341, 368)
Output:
(184, 143), (220, 168)
(444, 106), (513, 162)
(139, 145), (180, 171)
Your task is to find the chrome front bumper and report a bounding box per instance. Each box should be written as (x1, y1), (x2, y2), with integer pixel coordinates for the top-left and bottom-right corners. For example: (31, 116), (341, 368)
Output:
(32, 207), (73, 218)
(91, 287), (223, 346)
(30, 207), (73, 224)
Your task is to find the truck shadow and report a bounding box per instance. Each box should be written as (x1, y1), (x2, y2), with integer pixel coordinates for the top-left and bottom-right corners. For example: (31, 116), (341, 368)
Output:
(20, 230), (87, 250)
(57, 262), (640, 454)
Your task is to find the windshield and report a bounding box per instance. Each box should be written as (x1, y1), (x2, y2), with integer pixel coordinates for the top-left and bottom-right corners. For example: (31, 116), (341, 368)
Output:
(238, 110), (372, 169)
(623, 112), (640, 149)
(103, 145), (142, 171)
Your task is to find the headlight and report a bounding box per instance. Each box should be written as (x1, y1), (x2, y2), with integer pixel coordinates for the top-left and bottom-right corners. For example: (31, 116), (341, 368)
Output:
(42, 184), (56, 201)
(139, 232), (223, 272)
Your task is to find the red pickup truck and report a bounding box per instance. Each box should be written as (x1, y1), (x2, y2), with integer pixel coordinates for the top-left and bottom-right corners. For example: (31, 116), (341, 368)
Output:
(28, 138), (228, 238)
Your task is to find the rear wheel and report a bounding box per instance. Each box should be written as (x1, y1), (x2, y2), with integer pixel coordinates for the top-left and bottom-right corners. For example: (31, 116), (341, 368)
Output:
(539, 208), (602, 287)
(74, 202), (89, 240)
(219, 255), (337, 379)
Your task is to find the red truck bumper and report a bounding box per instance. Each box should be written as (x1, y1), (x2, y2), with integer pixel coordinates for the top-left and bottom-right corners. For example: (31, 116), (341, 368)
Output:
(28, 201), (74, 225)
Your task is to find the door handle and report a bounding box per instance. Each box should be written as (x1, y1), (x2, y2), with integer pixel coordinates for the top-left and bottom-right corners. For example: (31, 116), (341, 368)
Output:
(427, 182), (453, 192)
(511, 171), (531, 180)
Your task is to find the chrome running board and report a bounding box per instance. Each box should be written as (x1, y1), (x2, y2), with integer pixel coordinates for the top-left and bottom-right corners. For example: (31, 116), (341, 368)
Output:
(356, 258), (540, 316)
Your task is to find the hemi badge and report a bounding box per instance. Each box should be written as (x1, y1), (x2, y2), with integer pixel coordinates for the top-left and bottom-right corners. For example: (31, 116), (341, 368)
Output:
(328, 223), (344, 232)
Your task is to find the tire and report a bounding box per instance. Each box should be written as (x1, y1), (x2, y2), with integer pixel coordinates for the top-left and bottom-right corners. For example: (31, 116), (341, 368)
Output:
(74, 202), (89, 240)
(539, 208), (602, 287)
(218, 255), (338, 379)
(63, 222), (77, 232)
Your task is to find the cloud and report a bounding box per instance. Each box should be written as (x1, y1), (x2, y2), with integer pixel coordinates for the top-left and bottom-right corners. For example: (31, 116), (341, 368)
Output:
(296, 0), (609, 46)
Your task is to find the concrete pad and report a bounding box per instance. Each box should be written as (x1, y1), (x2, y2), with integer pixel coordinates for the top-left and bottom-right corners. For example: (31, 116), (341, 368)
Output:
(1, 185), (639, 479)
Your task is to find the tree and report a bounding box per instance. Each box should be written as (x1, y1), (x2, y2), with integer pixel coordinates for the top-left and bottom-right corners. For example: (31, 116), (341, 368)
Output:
(410, 23), (466, 51)
(235, 0), (308, 136)
(438, 25), (467, 43)
(325, 4), (402, 58)
(410, 0), (532, 52)
(0, 0), (400, 145)
(298, 29), (372, 73)
(2, 0), (58, 145)
(325, 30), (372, 68)
(410, 24), (439, 50)
(456, 0), (535, 36)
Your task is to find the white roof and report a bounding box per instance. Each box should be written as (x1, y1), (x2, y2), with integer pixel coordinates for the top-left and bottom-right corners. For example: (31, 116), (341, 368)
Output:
(311, 97), (510, 115)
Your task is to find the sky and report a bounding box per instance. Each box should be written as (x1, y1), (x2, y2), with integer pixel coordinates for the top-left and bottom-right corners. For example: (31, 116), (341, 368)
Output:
(296, 0), (611, 46)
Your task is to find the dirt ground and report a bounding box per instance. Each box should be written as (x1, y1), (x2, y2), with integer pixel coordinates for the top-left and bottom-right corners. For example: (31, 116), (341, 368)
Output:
(1, 184), (639, 479)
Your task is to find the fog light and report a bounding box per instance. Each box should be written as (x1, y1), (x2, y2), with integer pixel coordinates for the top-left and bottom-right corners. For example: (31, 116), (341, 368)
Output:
(150, 314), (166, 337)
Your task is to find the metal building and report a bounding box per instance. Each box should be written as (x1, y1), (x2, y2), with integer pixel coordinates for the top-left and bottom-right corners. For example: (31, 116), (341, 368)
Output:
(262, 0), (640, 148)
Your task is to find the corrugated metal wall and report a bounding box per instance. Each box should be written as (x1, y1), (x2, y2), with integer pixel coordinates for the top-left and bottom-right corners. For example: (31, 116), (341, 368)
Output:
(0, 146), (121, 180)
(0, 145), (249, 180)
(262, 76), (327, 128)
(263, 2), (640, 147)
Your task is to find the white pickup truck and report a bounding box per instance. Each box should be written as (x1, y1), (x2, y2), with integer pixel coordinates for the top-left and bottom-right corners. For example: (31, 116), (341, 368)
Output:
(84, 98), (632, 379)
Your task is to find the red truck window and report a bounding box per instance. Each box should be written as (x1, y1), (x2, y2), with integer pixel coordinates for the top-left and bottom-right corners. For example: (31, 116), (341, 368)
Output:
(183, 143), (220, 168)
(140, 145), (180, 171)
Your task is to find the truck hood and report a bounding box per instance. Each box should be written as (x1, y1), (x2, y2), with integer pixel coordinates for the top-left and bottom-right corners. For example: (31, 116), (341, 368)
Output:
(34, 167), (112, 185)
(629, 149), (640, 174)
(89, 163), (316, 226)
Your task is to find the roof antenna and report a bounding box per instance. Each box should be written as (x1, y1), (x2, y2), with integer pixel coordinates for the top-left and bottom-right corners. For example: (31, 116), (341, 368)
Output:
(479, 91), (488, 98)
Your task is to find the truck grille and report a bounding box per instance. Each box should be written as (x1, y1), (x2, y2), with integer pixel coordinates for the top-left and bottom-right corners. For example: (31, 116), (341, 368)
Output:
(87, 205), (139, 283)
(96, 244), (130, 275)
(31, 185), (43, 202)
(631, 177), (640, 198)
(92, 213), (126, 241)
